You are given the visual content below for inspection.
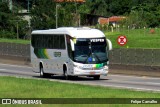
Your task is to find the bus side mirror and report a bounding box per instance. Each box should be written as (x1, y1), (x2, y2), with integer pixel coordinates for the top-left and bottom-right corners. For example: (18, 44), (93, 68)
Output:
(70, 39), (75, 51)
(106, 39), (112, 51)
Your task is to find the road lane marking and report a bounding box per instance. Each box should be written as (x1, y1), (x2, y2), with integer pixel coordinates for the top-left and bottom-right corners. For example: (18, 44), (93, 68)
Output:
(0, 63), (31, 68)
(0, 63), (160, 92)
(0, 69), (7, 71)
(109, 80), (160, 85)
(0, 68), (160, 86)
(0, 74), (159, 92)
(108, 74), (160, 80)
(0, 69), (33, 75)
(100, 84), (160, 92)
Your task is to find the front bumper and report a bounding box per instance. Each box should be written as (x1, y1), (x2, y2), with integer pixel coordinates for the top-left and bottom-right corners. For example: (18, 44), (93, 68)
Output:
(71, 67), (108, 76)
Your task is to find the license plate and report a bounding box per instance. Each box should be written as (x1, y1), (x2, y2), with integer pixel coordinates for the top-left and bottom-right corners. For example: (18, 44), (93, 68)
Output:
(90, 72), (95, 75)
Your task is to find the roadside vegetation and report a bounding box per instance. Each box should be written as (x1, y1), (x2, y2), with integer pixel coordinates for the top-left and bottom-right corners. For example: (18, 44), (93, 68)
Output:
(105, 28), (160, 49)
(1, 0), (160, 39)
(1, 0), (160, 49)
(1, 28), (160, 49)
(0, 38), (30, 44)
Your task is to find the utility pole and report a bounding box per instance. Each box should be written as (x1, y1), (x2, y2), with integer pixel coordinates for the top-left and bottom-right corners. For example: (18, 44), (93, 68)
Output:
(56, 4), (61, 28)
(8, 0), (12, 11)
(27, 0), (30, 12)
(56, 4), (58, 28)
(54, 0), (85, 28)
(16, 21), (19, 39)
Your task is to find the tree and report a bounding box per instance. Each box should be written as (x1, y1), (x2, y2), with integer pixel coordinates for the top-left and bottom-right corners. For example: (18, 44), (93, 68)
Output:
(26, 0), (160, 29)
(0, 1), (29, 39)
(30, 0), (85, 29)
(131, 3), (160, 27)
(30, 0), (57, 30)
(0, 2), (11, 30)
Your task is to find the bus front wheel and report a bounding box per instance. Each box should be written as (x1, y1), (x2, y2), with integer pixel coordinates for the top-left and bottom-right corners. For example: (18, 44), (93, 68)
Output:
(63, 65), (69, 80)
(64, 71), (69, 80)
(40, 66), (49, 78)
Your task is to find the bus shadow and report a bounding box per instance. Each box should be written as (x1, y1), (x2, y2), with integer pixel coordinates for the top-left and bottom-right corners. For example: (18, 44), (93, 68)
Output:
(33, 75), (109, 81)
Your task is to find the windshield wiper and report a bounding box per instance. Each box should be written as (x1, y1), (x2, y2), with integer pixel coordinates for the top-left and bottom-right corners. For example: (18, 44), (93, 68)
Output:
(84, 50), (91, 64)
(83, 52), (101, 64)
(92, 53), (101, 63)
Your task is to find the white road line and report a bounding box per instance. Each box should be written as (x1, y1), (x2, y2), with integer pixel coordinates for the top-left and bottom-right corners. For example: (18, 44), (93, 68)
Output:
(0, 68), (160, 86)
(0, 69), (33, 75)
(0, 69), (7, 71)
(0, 73), (159, 92)
(110, 80), (160, 85)
(48, 79), (160, 92)
(0, 63), (32, 68)
(108, 74), (160, 80)
(101, 84), (160, 92)
(0, 63), (160, 92)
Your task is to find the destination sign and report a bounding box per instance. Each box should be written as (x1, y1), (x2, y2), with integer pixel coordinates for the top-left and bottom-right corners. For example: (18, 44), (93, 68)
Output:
(90, 39), (105, 42)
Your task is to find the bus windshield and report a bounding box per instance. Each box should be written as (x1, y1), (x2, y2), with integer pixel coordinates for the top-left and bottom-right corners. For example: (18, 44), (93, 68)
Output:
(74, 38), (108, 64)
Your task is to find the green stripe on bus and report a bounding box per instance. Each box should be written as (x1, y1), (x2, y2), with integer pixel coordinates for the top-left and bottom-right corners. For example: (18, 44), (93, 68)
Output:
(34, 49), (50, 59)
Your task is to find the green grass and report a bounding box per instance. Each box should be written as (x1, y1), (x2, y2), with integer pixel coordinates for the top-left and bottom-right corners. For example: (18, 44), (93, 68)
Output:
(0, 38), (30, 44)
(0, 76), (160, 107)
(1, 28), (160, 49)
(0, 76), (160, 98)
(105, 28), (160, 49)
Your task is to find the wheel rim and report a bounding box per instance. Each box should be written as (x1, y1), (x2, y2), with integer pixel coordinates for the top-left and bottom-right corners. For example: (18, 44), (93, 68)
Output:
(64, 71), (68, 80)
(40, 68), (43, 77)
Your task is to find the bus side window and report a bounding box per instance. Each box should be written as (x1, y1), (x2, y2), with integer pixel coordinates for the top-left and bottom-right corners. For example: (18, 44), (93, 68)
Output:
(48, 35), (53, 49)
(41, 35), (45, 48)
(59, 35), (65, 49)
(46, 35), (50, 49)
(53, 35), (58, 49)
(31, 35), (35, 47)
(66, 35), (73, 60)
(36, 35), (40, 48)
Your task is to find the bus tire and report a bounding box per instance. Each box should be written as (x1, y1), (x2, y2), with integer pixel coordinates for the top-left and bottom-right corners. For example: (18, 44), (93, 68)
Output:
(63, 65), (69, 80)
(93, 75), (100, 80)
(40, 65), (49, 78)
(64, 71), (69, 80)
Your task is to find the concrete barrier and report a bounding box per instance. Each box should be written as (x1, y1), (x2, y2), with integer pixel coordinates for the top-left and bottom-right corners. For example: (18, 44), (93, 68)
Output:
(0, 43), (30, 65)
(0, 42), (160, 76)
(109, 48), (160, 66)
(0, 55), (30, 65)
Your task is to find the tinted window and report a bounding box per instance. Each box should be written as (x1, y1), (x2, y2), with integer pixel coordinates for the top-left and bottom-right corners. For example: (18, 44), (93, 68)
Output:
(31, 34), (66, 49)
(66, 35), (73, 60)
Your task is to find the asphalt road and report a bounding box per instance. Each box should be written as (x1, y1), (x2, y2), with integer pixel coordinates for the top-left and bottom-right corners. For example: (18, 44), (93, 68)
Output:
(0, 63), (160, 92)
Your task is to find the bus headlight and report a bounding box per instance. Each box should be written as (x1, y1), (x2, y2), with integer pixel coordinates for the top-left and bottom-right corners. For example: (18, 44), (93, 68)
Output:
(104, 66), (108, 70)
(107, 61), (109, 65)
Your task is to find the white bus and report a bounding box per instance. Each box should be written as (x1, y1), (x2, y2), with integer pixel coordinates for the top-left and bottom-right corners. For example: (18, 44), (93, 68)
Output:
(31, 27), (112, 80)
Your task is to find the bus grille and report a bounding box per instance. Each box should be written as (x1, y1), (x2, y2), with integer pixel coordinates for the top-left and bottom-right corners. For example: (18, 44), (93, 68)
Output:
(83, 67), (103, 70)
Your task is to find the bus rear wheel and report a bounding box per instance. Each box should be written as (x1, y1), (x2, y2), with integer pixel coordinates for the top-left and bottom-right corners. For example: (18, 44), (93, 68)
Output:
(40, 66), (49, 78)
(93, 75), (100, 80)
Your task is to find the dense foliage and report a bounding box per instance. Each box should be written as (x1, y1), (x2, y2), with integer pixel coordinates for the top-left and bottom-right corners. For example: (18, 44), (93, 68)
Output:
(0, 1), (29, 39)
(1, 0), (160, 38)
(30, 0), (160, 29)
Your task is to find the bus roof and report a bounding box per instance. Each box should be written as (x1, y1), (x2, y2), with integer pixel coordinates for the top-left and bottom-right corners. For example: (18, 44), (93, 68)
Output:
(31, 27), (105, 38)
